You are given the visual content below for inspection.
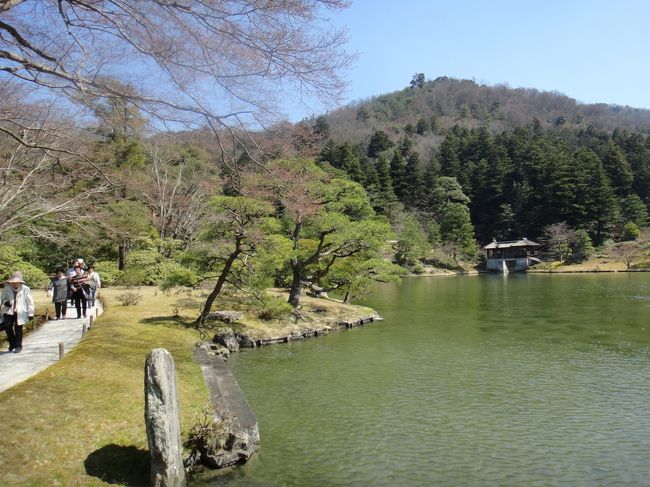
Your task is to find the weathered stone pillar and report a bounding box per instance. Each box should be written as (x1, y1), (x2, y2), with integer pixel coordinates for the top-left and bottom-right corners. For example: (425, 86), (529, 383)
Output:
(145, 348), (186, 487)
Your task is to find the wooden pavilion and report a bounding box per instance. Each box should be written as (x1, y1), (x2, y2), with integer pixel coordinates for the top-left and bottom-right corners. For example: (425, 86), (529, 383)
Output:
(483, 238), (542, 272)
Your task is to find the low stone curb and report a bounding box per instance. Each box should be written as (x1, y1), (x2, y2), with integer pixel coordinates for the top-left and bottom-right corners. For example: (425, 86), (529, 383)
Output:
(235, 314), (382, 348)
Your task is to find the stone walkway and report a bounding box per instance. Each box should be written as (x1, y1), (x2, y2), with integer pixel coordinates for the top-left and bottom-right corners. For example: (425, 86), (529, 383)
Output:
(0, 303), (103, 393)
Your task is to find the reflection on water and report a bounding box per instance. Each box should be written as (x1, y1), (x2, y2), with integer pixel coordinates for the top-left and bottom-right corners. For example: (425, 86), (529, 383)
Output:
(203, 274), (650, 486)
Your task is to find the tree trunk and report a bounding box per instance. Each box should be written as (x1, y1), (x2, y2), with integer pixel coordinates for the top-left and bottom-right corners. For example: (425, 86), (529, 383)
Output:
(199, 238), (242, 324)
(288, 260), (303, 308)
(343, 289), (351, 304)
(118, 242), (128, 270)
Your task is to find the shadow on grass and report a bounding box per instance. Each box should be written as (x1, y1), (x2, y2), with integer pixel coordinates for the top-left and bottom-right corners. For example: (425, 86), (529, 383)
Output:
(140, 316), (197, 329)
(85, 444), (149, 486)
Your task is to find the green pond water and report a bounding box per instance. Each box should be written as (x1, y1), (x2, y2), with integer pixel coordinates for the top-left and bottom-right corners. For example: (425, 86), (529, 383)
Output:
(205, 274), (650, 486)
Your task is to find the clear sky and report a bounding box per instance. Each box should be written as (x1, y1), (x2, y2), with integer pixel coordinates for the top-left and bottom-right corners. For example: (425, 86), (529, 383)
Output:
(293, 0), (650, 120)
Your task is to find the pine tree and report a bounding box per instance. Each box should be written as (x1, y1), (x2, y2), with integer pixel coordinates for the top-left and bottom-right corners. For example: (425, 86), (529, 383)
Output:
(336, 142), (364, 184)
(390, 150), (407, 203)
(367, 130), (394, 158)
(421, 156), (440, 211)
(372, 155), (397, 215)
(603, 141), (633, 196)
(404, 151), (424, 208)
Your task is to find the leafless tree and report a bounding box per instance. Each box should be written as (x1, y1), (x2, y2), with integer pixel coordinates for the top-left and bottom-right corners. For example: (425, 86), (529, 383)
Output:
(137, 144), (214, 242)
(610, 241), (640, 270)
(541, 222), (575, 261)
(0, 93), (109, 239)
(0, 0), (352, 158)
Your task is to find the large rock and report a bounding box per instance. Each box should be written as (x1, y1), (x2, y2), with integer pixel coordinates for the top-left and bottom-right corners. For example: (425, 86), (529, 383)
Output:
(207, 310), (243, 323)
(213, 327), (239, 352)
(145, 349), (186, 487)
(193, 347), (260, 470)
(200, 429), (258, 468)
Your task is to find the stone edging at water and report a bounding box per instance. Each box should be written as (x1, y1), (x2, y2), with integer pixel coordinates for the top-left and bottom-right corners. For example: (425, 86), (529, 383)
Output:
(233, 314), (383, 348)
(527, 268), (650, 274)
(193, 312), (383, 471)
(192, 344), (260, 470)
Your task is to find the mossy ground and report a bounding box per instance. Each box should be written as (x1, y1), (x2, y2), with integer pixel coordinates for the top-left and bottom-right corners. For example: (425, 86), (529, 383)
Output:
(0, 286), (377, 485)
(0, 287), (208, 486)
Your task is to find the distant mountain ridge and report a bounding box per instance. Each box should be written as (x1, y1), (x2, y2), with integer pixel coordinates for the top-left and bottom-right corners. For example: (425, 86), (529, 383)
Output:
(317, 77), (650, 150)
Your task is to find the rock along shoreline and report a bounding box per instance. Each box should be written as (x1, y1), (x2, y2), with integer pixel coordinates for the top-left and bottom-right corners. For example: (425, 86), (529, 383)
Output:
(193, 310), (383, 474)
(233, 314), (383, 348)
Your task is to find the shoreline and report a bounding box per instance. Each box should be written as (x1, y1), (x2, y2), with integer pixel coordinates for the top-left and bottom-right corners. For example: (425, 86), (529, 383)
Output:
(234, 314), (382, 348)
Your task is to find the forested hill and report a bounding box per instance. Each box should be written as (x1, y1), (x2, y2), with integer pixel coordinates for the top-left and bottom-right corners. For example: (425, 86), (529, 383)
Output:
(307, 76), (650, 258)
(320, 77), (650, 144)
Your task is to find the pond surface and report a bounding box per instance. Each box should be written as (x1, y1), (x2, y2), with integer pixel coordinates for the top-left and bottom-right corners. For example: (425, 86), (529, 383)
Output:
(204, 274), (650, 486)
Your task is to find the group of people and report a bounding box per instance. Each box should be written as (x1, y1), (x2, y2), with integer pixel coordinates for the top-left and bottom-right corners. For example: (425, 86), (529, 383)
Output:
(1, 259), (101, 353)
(49, 259), (101, 321)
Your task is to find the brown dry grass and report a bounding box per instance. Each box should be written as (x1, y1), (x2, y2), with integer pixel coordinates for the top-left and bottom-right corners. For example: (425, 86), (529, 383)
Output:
(529, 232), (650, 273)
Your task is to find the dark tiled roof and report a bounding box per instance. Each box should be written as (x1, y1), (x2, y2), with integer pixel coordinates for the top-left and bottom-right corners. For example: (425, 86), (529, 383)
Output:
(483, 238), (541, 250)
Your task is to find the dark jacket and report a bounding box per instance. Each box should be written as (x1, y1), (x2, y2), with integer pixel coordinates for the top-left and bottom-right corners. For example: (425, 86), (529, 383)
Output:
(49, 276), (68, 303)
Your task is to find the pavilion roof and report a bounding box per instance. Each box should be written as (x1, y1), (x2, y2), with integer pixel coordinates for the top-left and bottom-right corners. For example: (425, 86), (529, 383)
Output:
(483, 238), (541, 250)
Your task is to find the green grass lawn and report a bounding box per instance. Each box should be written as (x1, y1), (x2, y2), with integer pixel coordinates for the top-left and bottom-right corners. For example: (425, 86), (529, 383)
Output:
(0, 285), (379, 485)
(0, 287), (209, 486)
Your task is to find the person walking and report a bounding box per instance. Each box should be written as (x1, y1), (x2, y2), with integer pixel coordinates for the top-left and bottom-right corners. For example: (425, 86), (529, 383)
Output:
(1, 271), (35, 353)
(48, 268), (68, 319)
(68, 266), (88, 319)
(85, 265), (101, 308)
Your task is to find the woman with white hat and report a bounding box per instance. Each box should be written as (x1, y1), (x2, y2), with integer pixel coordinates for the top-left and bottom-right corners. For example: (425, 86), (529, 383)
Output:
(1, 271), (35, 353)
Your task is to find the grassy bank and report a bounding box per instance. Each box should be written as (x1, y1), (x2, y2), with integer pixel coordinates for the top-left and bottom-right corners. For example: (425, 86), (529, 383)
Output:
(0, 287), (208, 486)
(0, 286), (380, 485)
(210, 289), (379, 340)
(528, 234), (650, 273)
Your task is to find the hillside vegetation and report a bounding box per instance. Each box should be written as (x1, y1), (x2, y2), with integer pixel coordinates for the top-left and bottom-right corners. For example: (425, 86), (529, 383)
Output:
(293, 76), (650, 269)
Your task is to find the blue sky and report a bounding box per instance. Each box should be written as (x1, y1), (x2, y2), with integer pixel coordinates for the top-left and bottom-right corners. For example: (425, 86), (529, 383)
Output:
(292, 0), (650, 120)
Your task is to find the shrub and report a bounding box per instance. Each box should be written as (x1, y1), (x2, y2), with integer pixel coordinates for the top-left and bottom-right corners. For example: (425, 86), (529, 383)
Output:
(410, 261), (425, 274)
(125, 250), (186, 285)
(623, 221), (641, 241)
(160, 267), (198, 292)
(184, 403), (233, 467)
(0, 245), (49, 288)
(93, 260), (122, 286)
(116, 291), (142, 306)
(119, 269), (146, 288)
(256, 296), (292, 320)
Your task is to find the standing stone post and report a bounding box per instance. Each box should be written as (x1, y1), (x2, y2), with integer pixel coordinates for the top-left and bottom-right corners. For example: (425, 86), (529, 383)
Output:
(145, 349), (186, 487)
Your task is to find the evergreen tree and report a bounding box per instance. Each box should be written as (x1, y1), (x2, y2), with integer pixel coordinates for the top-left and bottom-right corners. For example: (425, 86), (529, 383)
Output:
(620, 194), (649, 228)
(399, 135), (414, 157)
(410, 72), (425, 89)
(421, 157), (440, 211)
(318, 138), (337, 166)
(416, 118), (430, 135)
(439, 202), (477, 261)
(404, 152), (424, 208)
(625, 133), (650, 209)
(570, 148), (617, 243)
(603, 141), (633, 196)
(336, 142), (364, 184)
(395, 214), (429, 267)
(312, 115), (330, 139)
(439, 132), (469, 190)
(571, 229), (595, 263)
(390, 150), (407, 203)
(367, 130), (394, 158)
(373, 155), (398, 215)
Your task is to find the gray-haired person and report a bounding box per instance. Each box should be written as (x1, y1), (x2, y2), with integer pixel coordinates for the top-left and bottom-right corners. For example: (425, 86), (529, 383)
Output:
(1, 271), (35, 353)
